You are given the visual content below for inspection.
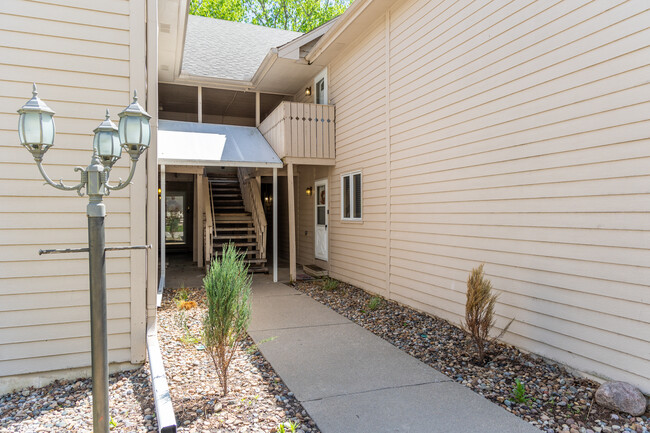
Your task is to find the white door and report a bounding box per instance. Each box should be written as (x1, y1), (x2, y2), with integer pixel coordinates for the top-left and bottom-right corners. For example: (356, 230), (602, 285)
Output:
(315, 179), (328, 261)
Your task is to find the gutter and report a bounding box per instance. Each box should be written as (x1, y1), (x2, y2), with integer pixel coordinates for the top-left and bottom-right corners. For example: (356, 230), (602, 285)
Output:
(147, 319), (177, 433)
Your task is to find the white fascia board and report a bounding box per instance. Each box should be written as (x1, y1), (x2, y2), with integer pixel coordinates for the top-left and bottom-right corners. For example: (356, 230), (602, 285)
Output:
(158, 158), (282, 168)
(305, 0), (373, 64)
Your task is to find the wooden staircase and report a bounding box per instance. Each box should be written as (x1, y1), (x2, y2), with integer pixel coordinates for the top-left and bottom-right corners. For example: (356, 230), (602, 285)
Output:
(208, 175), (267, 273)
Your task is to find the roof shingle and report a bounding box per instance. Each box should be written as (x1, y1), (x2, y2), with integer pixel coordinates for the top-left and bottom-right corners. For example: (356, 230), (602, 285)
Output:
(182, 15), (302, 81)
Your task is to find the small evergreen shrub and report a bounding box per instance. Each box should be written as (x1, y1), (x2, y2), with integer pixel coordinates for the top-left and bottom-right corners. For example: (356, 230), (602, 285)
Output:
(203, 243), (252, 395)
(462, 264), (498, 363)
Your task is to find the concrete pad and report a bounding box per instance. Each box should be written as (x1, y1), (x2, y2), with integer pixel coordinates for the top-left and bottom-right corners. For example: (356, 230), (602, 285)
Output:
(250, 280), (298, 298)
(302, 381), (540, 433)
(249, 293), (349, 332)
(250, 323), (449, 402)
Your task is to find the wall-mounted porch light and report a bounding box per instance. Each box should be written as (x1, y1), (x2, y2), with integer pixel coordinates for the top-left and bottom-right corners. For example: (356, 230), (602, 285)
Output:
(305, 87), (312, 96)
(305, 186), (313, 196)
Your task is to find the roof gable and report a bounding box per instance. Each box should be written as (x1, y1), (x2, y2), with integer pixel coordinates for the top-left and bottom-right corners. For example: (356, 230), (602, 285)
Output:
(181, 15), (302, 81)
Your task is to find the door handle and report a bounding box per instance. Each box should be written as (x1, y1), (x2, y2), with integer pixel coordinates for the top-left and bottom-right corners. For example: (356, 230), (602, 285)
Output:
(325, 225), (328, 229)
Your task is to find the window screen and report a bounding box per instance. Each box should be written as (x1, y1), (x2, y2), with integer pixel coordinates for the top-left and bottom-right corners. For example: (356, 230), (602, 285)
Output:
(343, 175), (350, 219)
(342, 172), (361, 220)
(353, 173), (362, 219)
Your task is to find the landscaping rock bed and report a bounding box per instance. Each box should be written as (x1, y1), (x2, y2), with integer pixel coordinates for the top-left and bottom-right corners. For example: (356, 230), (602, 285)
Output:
(1, 287), (319, 433)
(295, 280), (649, 433)
(0, 368), (155, 432)
(158, 287), (319, 433)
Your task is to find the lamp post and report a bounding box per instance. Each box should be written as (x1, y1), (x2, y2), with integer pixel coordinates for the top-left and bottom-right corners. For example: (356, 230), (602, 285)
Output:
(18, 84), (151, 433)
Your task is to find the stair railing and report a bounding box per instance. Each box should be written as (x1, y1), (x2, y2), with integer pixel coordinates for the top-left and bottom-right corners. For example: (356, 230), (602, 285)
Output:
(237, 168), (267, 260)
(203, 177), (214, 267)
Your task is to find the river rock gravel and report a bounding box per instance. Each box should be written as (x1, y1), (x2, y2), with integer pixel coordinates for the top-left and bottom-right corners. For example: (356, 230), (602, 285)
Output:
(1, 286), (319, 433)
(0, 367), (155, 432)
(294, 279), (649, 433)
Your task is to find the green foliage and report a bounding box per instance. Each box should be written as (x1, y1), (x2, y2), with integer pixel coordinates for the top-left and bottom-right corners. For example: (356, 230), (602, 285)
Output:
(462, 264), (497, 363)
(512, 378), (531, 405)
(190, 0), (245, 21)
(174, 287), (190, 308)
(322, 277), (339, 291)
(190, 0), (352, 32)
(277, 421), (299, 433)
(245, 335), (277, 355)
(177, 311), (201, 345)
(203, 243), (252, 395)
(109, 417), (117, 429)
(367, 295), (382, 311)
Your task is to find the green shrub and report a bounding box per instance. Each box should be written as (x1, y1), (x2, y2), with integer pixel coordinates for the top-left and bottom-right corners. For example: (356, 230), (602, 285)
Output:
(203, 243), (252, 395)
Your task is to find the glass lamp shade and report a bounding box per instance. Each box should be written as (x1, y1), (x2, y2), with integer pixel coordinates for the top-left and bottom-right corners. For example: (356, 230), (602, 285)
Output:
(118, 90), (151, 157)
(93, 110), (121, 168)
(17, 84), (56, 159)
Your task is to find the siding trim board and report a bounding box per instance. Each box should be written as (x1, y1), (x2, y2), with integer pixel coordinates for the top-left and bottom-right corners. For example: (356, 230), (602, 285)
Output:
(316, 0), (650, 394)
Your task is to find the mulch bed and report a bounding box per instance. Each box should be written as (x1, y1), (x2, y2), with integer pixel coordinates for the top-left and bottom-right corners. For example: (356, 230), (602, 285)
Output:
(294, 279), (649, 433)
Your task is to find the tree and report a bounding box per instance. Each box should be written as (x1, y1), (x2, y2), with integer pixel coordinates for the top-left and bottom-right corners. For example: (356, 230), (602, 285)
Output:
(190, 0), (245, 21)
(190, 0), (352, 33)
(203, 243), (252, 395)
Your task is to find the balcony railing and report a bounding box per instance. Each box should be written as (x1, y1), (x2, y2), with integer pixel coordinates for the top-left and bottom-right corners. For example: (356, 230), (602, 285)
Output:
(258, 101), (335, 161)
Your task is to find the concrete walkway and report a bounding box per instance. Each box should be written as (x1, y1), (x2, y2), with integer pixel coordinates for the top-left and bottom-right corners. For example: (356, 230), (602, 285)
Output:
(248, 274), (540, 433)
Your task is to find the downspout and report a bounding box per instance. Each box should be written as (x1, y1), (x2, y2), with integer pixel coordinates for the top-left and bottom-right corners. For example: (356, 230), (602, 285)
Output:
(158, 164), (166, 307)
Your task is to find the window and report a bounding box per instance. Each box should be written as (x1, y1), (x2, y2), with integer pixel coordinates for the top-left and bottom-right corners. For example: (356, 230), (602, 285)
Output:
(341, 172), (362, 220)
(314, 68), (327, 104)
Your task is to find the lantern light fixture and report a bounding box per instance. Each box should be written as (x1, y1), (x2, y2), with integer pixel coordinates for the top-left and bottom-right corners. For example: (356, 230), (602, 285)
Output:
(305, 186), (313, 196)
(17, 84), (152, 433)
(17, 83), (56, 160)
(305, 87), (312, 96)
(93, 110), (122, 169)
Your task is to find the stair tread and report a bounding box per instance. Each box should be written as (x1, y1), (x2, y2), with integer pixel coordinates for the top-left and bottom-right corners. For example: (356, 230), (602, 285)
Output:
(213, 242), (256, 248)
(216, 227), (255, 231)
(214, 234), (256, 239)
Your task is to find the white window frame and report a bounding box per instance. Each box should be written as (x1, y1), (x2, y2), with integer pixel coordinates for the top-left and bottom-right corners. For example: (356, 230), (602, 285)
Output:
(314, 68), (328, 105)
(341, 171), (362, 221)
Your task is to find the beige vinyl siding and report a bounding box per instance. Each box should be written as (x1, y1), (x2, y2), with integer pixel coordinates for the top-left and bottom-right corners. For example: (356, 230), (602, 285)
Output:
(325, 0), (650, 392)
(327, 17), (388, 296)
(0, 0), (146, 379)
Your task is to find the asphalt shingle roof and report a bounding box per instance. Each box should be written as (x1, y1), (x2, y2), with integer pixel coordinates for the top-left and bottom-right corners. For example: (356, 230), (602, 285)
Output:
(182, 15), (303, 81)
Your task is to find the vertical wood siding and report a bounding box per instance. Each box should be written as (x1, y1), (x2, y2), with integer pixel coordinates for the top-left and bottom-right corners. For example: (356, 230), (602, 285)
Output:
(325, 0), (650, 392)
(0, 0), (145, 378)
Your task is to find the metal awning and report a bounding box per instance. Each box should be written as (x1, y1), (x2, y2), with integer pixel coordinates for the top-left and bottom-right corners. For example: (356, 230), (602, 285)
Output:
(157, 120), (283, 168)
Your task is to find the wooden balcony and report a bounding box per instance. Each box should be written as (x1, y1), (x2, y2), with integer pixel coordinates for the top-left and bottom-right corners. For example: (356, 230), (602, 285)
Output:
(258, 101), (335, 164)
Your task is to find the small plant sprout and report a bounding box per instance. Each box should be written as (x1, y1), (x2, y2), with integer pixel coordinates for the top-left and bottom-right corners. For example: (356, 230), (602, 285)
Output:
(174, 287), (197, 310)
(322, 277), (339, 291)
(367, 295), (383, 311)
(512, 378), (531, 405)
